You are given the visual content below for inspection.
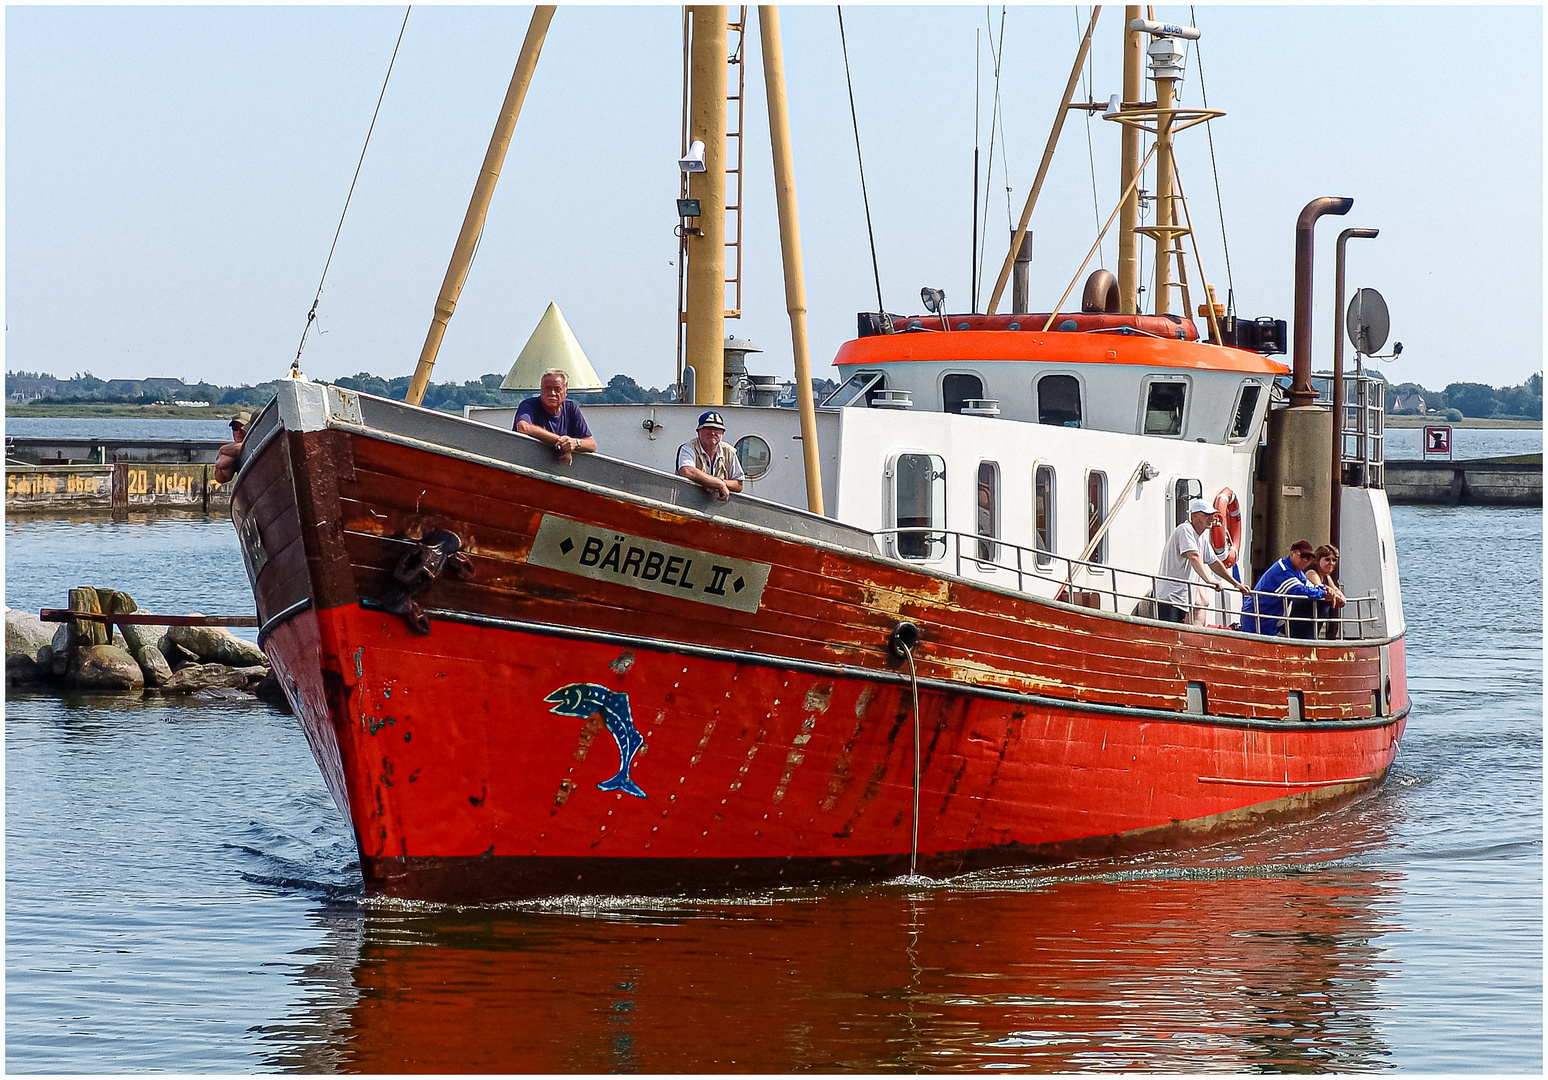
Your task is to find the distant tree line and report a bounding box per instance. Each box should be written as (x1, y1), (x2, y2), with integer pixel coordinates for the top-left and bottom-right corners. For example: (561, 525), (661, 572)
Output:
(1385, 373), (1541, 421)
(8, 369), (843, 413)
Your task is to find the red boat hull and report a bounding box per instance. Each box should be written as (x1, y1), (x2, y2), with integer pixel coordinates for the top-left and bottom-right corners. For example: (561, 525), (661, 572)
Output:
(266, 602), (1403, 904)
(235, 399), (1408, 903)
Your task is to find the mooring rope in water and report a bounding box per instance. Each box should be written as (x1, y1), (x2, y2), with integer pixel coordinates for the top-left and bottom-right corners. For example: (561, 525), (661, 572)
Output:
(294, 6), (413, 366)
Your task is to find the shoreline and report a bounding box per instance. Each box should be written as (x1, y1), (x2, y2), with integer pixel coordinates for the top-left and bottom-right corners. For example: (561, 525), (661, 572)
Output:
(1383, 415), (1540, 429)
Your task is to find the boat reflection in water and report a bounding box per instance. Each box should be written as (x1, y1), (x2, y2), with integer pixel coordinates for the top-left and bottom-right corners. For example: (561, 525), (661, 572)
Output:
(263, 814), (1402, 1073)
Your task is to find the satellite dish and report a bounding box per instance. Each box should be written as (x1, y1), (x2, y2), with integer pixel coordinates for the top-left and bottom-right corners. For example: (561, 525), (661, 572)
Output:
(1346, 288), (1390, 354)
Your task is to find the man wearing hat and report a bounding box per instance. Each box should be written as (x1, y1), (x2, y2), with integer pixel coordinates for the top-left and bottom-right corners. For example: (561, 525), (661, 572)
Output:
(212, 412), (252, 484)
(1154, 498), (1250, 623)
(677, 410), (745, 501)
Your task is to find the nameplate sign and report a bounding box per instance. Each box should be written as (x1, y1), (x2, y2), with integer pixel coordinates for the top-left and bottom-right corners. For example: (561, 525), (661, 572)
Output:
(528, 514), (771, 614)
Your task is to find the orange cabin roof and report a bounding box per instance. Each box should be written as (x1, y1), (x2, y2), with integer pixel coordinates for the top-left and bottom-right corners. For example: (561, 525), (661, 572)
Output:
(834, 329), (1291, 376)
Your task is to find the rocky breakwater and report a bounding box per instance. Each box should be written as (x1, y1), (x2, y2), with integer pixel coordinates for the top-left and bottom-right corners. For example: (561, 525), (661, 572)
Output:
(5, 591), (291, 712)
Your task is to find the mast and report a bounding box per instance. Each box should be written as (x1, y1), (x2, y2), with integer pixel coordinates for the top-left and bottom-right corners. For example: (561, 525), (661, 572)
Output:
(759, 6), (824, 516)
(1117, 6), (1141, 313)
(406, 7), (556, 407)
(684, 6), (728, 405)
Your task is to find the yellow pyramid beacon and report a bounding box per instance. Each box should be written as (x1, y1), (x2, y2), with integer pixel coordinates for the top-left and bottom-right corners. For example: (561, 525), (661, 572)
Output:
(500, 302), (604, 392)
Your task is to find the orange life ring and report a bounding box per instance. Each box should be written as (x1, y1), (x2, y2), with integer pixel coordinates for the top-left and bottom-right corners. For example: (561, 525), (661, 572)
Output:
(1211, 488), (1243, 569)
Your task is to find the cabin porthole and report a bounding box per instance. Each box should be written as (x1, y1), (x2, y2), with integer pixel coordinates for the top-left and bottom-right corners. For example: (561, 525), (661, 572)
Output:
(735, 435), (772, 480)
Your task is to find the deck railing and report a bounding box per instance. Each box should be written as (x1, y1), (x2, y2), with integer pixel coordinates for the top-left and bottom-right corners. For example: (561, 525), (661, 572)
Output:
(875, 526), (1382, 640)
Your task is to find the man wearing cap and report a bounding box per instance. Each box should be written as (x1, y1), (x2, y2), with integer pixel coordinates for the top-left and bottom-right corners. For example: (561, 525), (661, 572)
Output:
(677, 411), (745, 501)
(1240, 539), (1337, 636)
(1154, 498), (1250, 624)
(212, 412), (252, 485)
(515, 369), (596, 466)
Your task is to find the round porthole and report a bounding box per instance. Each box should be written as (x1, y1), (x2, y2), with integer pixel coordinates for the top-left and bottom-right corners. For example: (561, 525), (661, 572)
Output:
(735, 435), (772, 480)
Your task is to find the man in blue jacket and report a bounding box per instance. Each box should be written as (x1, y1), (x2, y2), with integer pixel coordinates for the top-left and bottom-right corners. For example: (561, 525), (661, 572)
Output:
(1240, 539), (1332, 636)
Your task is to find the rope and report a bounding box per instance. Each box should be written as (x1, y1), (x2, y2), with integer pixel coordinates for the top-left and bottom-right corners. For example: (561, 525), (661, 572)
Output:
(293, 6), (412, 370)
(837, 7), (888, 321)
(899, 640), (922, 877)
(1079, 6), (1103, 266)
(1190, 5), (1233, 300)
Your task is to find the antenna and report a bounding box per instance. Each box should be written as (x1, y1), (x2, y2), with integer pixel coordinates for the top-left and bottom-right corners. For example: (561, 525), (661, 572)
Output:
(972, 28), (981, 313)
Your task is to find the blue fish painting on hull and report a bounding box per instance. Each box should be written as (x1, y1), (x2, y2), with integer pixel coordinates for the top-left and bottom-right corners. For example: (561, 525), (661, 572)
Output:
(544, 683), (647, 798)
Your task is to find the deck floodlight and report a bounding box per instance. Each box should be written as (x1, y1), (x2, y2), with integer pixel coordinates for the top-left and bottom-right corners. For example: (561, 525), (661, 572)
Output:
(677, 198), (702, 218)
(921, 287), (946, 314)
(679, 139), (706, 173)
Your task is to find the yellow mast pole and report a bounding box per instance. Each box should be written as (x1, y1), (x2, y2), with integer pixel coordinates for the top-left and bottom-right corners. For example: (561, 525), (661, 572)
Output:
(1117, 6), (1142, 313)
(406, 6), (556, 407)
(685, 6), (728, 405)
(758, 6), (823, 515)
(984, 5), (1101, 316)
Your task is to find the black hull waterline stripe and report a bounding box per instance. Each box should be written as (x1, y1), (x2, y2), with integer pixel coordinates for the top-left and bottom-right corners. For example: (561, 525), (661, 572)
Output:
(402, 603), (1407, 735)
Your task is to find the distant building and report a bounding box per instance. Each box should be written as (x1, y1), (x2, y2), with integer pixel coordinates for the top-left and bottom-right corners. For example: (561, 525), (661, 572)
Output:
(1392, 391), (1426, 414)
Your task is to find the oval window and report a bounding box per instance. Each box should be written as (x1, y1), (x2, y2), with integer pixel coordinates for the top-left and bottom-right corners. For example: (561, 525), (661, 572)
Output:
(735, 435), (772, 479)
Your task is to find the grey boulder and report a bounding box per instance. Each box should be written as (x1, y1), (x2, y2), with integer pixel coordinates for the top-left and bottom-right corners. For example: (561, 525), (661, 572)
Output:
(5, 609), (54, 660)
(67, 645), (146, 691)
(164, 624), (268, 668)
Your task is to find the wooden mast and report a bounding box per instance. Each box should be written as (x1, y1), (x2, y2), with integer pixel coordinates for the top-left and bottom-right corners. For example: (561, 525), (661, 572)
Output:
(406, 7), (556, 407)
(759, 6), (823, 515)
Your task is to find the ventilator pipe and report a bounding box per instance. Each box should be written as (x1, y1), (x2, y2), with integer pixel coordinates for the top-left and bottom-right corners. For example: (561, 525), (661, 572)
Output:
(1289, 197), (1353, 408)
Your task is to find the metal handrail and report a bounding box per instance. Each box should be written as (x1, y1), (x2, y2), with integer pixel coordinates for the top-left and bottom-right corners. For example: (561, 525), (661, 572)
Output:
(875, 526), (1382, 639)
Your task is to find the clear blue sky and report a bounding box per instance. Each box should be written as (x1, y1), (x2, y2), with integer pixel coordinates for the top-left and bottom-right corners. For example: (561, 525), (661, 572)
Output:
(5, 5), (1542, 394)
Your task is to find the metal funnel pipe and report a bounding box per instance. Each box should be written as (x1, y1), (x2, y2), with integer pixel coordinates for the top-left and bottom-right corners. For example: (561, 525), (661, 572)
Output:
(1289, 197), (1353, 407)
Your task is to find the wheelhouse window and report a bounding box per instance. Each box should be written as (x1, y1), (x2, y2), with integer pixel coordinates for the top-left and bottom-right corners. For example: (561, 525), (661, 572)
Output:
(893, 453), (946, 560)
(1142, 379), (1188, 436)
(1086, 470), (1108, 566)
(943, 374), (984, 415)
(821, 371), (883, 408)
(1034, 465), (1056, 567)
(1229, 382), (1264, 441)
(976, 462), (999, 562)
(1174, 478), (1203, 528)
(1037, 374), (1082, 427)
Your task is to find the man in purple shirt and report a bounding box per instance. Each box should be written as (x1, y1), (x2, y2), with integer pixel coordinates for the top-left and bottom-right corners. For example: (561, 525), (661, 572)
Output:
(515, 369), (596, 465)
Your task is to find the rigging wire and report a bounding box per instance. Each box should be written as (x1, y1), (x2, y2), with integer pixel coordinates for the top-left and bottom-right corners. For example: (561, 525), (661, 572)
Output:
(837, 7), (888, 320)
(1190, 5), (1234, 308)
(975, 6), (1009, 306)
(1079, 6), (1104, 267)
(294, 6), (412, 369)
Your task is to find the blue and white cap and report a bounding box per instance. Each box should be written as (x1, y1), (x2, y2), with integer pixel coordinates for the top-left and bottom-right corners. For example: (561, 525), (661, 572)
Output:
(697, 410), (727, 431)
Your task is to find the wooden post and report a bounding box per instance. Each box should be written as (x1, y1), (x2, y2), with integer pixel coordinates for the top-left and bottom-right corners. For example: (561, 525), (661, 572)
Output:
(406, 7), (556, 406)
(759, 6), (823, 515)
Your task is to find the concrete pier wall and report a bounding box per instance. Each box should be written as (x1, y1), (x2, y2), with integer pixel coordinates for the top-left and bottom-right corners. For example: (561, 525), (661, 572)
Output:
(1383, 457), (1541, 506)
(6, 463), (232, 513)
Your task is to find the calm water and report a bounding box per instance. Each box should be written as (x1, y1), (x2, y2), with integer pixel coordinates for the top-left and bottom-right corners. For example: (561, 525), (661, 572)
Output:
(5, 506), (1541, 1072)
(6, 417), (237, 441)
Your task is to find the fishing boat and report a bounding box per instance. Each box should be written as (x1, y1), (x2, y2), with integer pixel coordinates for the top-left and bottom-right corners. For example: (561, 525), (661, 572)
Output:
(228, 7), (1407, 903)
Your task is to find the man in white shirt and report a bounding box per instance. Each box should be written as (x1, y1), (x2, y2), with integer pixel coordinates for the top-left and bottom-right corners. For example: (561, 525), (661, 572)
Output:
(677, 410), (745, 501)
(1155, 498), (1250, 623)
